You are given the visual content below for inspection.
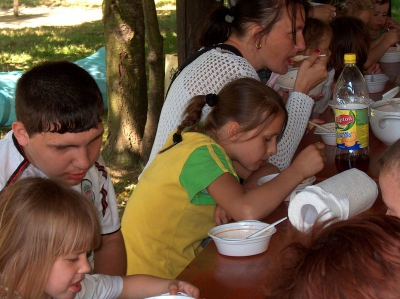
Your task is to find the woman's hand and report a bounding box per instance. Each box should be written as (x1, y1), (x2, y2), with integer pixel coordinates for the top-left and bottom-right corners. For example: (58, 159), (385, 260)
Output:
(294, 50), (329, 96)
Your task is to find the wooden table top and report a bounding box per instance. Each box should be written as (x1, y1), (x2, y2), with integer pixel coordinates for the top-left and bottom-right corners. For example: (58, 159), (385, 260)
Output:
(176, 63), (399, 299)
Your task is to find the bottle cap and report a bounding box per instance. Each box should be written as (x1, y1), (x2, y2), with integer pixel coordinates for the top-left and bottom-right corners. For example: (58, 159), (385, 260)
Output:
(344, 53), (356, 64)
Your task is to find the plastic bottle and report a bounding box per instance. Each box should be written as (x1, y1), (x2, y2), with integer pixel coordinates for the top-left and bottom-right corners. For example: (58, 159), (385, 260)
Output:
(333, 53), (370, 173)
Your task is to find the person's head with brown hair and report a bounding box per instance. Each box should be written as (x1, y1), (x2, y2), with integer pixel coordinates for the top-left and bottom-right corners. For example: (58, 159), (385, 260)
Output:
(379, 138), (400, 218)
(265, 214), (400, 299)
(11, 60), (105, 187)
(197, 0), (312, 74)
(302, 17), (332, 54)
(330, 15), (371, 80)
(0, 177), (100, 299)
(161, 78), (288, 167)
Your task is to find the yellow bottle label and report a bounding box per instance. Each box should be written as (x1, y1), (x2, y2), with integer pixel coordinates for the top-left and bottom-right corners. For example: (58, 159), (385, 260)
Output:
(334, 105), (369, 150)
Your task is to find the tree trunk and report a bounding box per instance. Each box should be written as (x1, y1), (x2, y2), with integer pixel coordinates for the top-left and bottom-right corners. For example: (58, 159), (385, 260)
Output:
(13, 0), (19, 17)
(176, 0), (223, 67)
(141, 0), (164, 162)
(102, 0), (147, 167)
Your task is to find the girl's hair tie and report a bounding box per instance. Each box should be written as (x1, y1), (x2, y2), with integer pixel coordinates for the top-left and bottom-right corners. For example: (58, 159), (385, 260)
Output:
(173, 133), (182, 145)
(206, 93), (219, 107)
(225, 5), (236, 23)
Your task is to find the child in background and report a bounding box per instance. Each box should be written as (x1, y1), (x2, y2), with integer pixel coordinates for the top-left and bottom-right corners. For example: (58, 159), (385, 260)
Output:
(378, 139), (400, 218)
(345, 0), (374, 24)
(122, 78), (325, 279)
(330, 16), (383, 85)
(368, 0), (400, 42)
(0, 61), (126, 276)
(264, 214), (400, 299)
(342, 0), (398, 66)
(0, 177), (200, 299)
(294, 17), (334, 116)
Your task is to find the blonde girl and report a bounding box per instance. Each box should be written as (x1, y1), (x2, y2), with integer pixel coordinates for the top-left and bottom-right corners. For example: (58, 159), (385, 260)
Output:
(0, 177), (199, 299)
(122, 78), (325, 279)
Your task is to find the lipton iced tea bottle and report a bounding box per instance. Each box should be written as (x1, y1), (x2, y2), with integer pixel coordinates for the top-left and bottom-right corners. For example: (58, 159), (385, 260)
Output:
(333, 53), (370, 172)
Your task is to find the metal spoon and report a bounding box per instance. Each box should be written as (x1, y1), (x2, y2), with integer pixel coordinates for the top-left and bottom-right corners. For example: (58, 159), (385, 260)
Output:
(245, 217), (287, 239)
(308, 121), (334, 133)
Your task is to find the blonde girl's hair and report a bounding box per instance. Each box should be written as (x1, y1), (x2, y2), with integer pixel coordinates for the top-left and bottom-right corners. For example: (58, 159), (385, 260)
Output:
(346, 0), (374, 17)
(161, 77), (287, 153)
(0, 177), (101, 299)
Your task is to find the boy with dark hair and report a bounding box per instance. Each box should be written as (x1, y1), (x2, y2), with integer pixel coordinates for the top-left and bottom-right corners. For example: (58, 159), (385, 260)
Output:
(0, 61), (126, 276)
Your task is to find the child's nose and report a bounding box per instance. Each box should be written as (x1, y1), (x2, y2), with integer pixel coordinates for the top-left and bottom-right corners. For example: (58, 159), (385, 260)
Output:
(80, 258), (92, 274)
(74, 148), (91, 170)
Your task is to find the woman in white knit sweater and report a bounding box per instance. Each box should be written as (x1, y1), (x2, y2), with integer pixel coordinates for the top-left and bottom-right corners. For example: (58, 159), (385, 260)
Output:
(145, 0), (330, 188)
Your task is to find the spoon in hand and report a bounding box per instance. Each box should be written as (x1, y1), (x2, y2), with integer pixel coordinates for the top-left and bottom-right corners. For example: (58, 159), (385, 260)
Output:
(245, 217), (287, 239)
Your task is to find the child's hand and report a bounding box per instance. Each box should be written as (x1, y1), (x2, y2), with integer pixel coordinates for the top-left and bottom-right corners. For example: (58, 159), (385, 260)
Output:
(382, 29), (400, 47)
(365, 63), (382, 75)
(213, 204), (231, 225)
(290, 143), (326, 180)
(385, 17), (400, 31)
(168, 280), (200, 299)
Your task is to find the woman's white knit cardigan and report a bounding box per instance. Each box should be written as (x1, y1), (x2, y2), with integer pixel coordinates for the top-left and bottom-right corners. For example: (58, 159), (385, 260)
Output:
(144, 47), (314, 172)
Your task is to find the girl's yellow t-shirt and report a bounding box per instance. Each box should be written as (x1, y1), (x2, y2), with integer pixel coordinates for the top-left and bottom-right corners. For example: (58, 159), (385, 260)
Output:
(121, 131), (237, 278)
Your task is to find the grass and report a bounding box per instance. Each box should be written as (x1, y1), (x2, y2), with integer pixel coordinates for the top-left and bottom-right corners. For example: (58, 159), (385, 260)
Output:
(0, 0), (177, 72)
(0, 0), (177, 215)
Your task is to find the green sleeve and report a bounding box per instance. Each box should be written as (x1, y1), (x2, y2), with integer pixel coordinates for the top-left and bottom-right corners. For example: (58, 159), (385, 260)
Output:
(180, 144), (238, 205)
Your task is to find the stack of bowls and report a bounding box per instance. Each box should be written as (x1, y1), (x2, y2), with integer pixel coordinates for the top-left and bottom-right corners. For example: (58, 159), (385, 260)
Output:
(314, 122), (336, 145)
(369, 98), (400, 145)
(364, 74), (389, 93)
(208, 220), (277, 256)
(379, 47), (400, 63)
(276, 69), (324, 96)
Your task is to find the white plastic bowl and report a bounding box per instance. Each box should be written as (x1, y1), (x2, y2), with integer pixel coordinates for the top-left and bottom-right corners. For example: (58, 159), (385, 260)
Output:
(379, 47), (400, 63)
(364, 74), (389, 93)
(258, 174), (316, 201)
(208, 221), (277, 256)
(276, 69), (324, 96)
(314, 122), (336, 146)
(370, 98), (400, 145)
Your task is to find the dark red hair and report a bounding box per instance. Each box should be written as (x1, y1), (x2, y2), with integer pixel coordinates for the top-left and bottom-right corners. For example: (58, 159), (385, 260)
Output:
(265, 214), (400, 299)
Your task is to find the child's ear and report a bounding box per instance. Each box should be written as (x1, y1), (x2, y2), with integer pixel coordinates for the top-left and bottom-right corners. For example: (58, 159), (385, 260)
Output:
(227, 121), (242, 141)
(12, 121), (30, 146)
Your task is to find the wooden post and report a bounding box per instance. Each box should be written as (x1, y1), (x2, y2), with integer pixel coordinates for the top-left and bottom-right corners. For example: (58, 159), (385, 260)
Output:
(176, 0), (223, 67)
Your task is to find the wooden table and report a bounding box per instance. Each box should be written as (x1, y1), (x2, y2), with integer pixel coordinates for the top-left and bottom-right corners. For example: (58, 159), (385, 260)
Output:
(176, 63), (399, 299)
